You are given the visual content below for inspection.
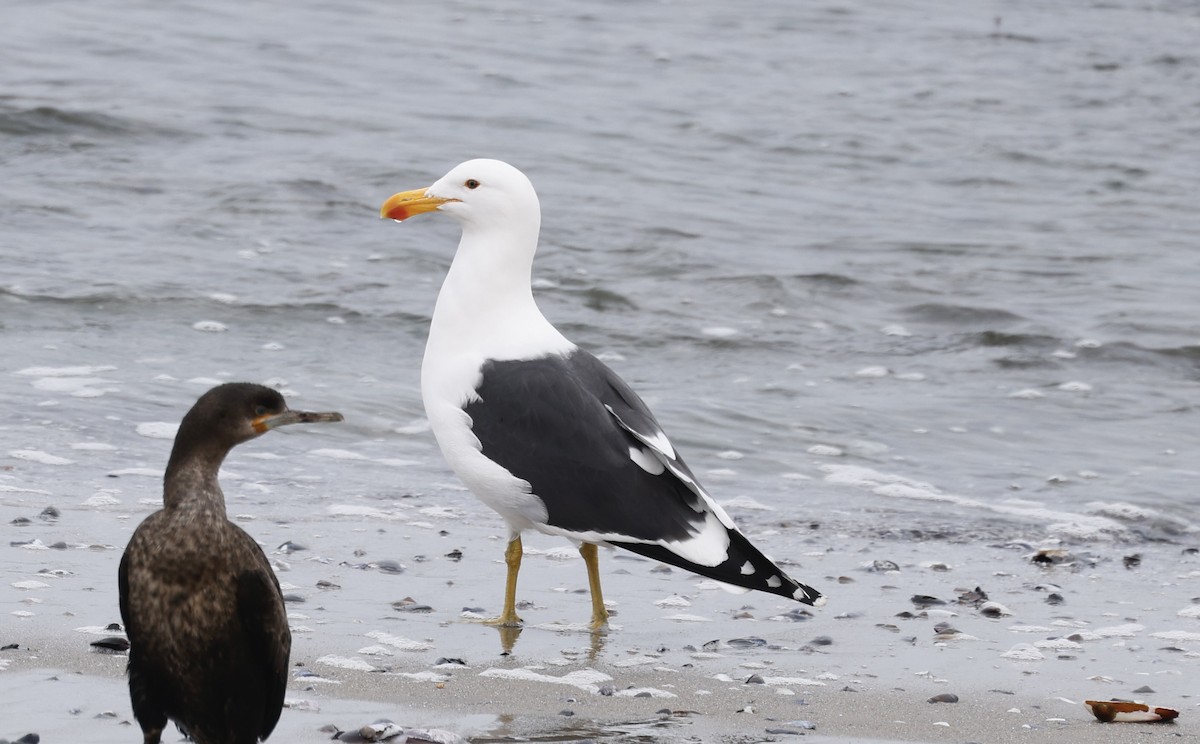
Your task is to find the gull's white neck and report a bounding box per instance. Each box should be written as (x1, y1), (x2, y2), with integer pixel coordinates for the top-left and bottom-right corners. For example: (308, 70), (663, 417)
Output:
(424, 219), (575, 387)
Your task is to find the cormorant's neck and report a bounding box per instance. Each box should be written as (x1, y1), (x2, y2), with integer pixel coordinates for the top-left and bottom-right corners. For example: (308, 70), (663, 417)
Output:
(163, 444), (230, 512)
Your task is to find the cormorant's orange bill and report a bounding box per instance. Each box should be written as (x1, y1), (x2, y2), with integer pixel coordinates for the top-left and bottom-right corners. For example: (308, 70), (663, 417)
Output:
(380, 188), (455, 221)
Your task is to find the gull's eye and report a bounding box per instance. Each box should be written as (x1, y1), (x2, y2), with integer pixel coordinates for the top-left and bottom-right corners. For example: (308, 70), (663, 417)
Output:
(465, 179), (480, 189)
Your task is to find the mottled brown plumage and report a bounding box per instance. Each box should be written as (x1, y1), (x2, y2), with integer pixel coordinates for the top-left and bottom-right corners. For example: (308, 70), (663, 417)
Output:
(118, 383), (342, 744)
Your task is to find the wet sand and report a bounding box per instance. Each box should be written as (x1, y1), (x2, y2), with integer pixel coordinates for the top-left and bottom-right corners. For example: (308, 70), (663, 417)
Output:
(4, 515), (1196, 743)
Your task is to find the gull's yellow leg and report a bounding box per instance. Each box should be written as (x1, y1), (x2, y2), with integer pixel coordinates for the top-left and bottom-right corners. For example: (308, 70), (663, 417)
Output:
(579, 543), (609, 631)
(486, 535), (524, 628)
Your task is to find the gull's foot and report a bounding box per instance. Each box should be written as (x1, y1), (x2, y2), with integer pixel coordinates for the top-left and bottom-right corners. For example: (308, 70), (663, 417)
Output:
(481, 613), (523, 628)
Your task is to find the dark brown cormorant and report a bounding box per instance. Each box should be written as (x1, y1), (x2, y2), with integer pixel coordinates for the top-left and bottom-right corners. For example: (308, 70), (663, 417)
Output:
(118, 383), (343, 744)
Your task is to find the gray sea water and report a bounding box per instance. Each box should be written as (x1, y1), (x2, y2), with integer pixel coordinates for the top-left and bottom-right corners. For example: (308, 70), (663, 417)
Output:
(3, 2), (1200, 740)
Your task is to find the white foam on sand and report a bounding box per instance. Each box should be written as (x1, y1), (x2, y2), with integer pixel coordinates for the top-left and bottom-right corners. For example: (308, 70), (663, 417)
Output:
(309, 448), (371, 460)
(83, 493), (122, 507)
(478, 667), (612, 693)
(820, 463), (1126, 539)
(316, 655), (378, 672)
(30, 375), (119, 397)
(135, 422), (179, 439)
(108, 468), (161, 477)
(9, 449), (74, 465)
(1150, 630), (1200, 642)
(1000, 643), (1045, 661)
(327, 504), (406, 520)
(0, 484), (52, 495)
(364, 631), (432, 652)
(1072, 623), (1143, 640)
(757, 676), (827, 687)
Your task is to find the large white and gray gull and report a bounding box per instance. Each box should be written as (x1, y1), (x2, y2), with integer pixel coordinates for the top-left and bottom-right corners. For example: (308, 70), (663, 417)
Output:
(381, 159), (824, 631)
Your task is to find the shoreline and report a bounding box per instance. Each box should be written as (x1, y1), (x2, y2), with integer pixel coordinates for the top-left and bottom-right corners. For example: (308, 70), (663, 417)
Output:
(1, 621), (1192, 744)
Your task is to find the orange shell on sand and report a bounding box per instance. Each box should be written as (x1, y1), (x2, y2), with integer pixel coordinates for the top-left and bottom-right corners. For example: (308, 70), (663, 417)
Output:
(1084, 700), (1179, 723)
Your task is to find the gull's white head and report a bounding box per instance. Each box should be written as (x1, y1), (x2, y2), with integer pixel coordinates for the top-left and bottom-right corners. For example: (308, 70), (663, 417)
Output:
(380, 159), (539, 231)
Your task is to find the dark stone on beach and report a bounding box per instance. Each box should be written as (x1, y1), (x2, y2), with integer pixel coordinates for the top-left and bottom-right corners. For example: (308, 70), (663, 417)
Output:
(765, 728), (804, 735)
(1133, 685), (1155, 693)
(376, 560), (405, 574)
(91, 636), (131, 653)
(772, 608), (813, 622)
(39, 506), (59, 520)
(462, 606), (485, 614)
(434, 658), (466, 667)
(18, 735), (41, 744)
(979, 602), (1010, 618)
(1123, 554), (1141, 569)
(50, 542), (68, 549)
(869, 560), (900, 572)
(1031, 548), (1071, 565)
(877, 623), (899, 632)
(317, 580), (341, 590)
(1, 643), (18, 650)
(702, 639), (721, 651)
(727, 637), (767, 648)
(910, 595), (945, 607)
(650, 565), (672, 573)
(745, 674), (765, 684)
(809, 635), (833, 646)
(1046, 593), (1064, 605)
(598, 684), (616, 696)
(558, 709), (574, 716)
(10, 517), (31, 526)
(105, 622), (123, 631)
(634, 691), (652, 698)
(392, 597), (433, 613)
(957, 586), (988, 605)
(277, 541), (306, 553)
(444, 549), (463, 561)
(282, 593), (306, 603)
(928, 693), (959, 703)
(1183, 547), (1198, 555)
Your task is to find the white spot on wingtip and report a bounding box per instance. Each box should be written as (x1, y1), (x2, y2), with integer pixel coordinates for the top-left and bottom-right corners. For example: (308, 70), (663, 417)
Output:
(766, 575), (782, 588)
(740, 561), (754, 576)
(812, 595), (827, 607)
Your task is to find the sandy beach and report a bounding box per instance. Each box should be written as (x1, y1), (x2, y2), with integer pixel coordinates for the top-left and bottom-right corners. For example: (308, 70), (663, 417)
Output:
(4, 512), (1197, 743)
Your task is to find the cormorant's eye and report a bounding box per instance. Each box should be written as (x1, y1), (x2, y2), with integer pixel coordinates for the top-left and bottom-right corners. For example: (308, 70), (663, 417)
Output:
(465, 179), (480, 189)
(255, 405), (268, 416)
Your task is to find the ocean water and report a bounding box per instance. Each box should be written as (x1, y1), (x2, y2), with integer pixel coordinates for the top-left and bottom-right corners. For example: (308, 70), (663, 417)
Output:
(4, 0), (1197, 544)
(3, 1), (1200, 740)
